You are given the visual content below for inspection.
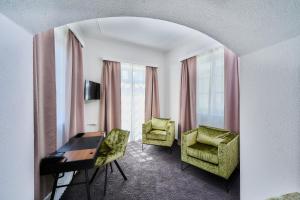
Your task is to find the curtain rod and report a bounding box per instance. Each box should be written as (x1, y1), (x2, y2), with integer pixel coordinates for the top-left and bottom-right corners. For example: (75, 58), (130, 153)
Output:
(178, 44), (223, 62)
(99, 57), (159, 68)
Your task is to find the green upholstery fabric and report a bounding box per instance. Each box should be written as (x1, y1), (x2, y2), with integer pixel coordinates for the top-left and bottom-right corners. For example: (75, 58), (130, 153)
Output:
(151, 117), (170, 131)
(196, 126), (230, 147)
(181, 126), (239, 179)
(95, 128), (129, 167)
(142, 118), (175, 147)
(147, 130), (167, 141)
(267, 192), (300, 200)
(187, 143), (219, 164)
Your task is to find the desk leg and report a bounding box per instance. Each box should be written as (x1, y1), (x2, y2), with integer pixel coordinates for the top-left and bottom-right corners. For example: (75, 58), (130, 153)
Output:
(85, 169), (91, 200)
(50, 173), (59, 200)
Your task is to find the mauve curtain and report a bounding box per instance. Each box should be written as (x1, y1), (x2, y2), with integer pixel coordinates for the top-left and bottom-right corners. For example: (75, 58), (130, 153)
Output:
(178, 56), (197, 143)
(224, 48), (240, 133)
(64, 30), (84, 141)
(33, 29), (56, 200)
(145, 66), (160, 121)
(100, 60), (121, 132)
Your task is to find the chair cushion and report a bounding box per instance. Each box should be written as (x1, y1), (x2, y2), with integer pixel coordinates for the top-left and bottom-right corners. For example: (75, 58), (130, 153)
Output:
(147, 130), (167, 141)
(197, 126), (230, 147)
(151, 117), (170, 131)
(187, 142), (219, 164)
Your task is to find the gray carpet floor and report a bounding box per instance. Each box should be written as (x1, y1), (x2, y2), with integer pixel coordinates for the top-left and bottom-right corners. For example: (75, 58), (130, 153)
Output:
(61, 141), (240, 200)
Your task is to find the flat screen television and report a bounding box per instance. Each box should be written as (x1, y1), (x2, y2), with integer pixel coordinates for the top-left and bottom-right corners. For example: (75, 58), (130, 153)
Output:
(84, 80), (100, 100)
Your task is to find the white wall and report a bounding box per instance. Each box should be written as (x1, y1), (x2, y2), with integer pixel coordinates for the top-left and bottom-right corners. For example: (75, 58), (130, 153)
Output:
(0, 14), (33, 200)
(82, 36), (167, 131)
(240, 35), (300, 199)
(165, 41), (220, 139)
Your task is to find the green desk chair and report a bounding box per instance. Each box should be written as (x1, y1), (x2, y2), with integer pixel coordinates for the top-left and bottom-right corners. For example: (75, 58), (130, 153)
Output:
(90, 128), (129, 196)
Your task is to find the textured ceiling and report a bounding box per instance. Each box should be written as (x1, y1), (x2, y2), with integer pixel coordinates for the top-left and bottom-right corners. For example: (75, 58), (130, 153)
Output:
(70, 17), (219, 52)
(1, 0), (300, 55)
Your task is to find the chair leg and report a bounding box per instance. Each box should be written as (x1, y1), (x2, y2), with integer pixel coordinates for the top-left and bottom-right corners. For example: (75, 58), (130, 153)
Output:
(104, 165), (108, 196)
(223, 177), (231, 193)
(225, 180), (230, 193)
(110, 162), (113, 173)
(114, 160), (127, 180)
(181, 161), (189, 171)
(169, 141), (176, 154)
(169, 143), (174, 154)
(224, 168), (238, 192)
(89, 167), (100, 184)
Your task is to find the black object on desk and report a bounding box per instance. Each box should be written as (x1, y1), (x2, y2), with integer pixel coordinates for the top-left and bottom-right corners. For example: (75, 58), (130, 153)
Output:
(40, 132), (105, 200)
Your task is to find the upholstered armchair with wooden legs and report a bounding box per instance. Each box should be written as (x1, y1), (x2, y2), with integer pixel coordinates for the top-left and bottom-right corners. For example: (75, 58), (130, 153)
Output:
(90, 128), (129, 195)
(142, 117), (175, 151)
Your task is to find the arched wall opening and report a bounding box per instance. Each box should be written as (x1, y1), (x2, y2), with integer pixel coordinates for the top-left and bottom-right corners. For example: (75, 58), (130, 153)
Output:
(52, 16), (240, 199)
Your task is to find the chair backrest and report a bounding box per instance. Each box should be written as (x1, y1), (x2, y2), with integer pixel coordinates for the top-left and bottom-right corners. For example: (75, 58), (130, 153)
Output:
(197, 126), (231, 147)
(151, 117), (171, 131)
(105, 128), (130, 155)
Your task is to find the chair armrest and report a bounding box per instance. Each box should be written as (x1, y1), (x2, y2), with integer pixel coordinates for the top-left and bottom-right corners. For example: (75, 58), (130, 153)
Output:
(182, 128), (198, 147)
(166, 121), (175, 136)
(181, 128), (198, 161)
(218, 134), (239, 178)
(142, 120), (152, 134)
(142, 120), (152, 142)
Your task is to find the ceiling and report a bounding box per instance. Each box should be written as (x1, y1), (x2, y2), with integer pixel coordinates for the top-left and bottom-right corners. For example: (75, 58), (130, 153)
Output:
(69, 17), (219, 52)
(1, 0), (300, 55)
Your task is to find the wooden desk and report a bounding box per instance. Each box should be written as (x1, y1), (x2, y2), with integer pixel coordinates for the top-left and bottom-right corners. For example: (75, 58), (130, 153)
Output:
(40, 132), (105, 200)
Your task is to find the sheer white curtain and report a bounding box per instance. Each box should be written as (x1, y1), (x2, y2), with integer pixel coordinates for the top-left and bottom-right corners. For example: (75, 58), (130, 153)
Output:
(197, 47), (224, 128)
(121, 63), (145, 141)
(54, 27), (68, 148)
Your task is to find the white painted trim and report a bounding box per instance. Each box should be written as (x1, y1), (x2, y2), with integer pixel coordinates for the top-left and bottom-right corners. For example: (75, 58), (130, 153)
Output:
(177, 44), (223, 62)
(66, 24), (85, 47)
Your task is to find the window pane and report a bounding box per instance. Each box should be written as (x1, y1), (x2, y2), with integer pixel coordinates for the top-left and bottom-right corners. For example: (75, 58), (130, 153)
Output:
(197, 47), (224, 128)
(121, 63), (145, 142)
(121, 63), (132, 136)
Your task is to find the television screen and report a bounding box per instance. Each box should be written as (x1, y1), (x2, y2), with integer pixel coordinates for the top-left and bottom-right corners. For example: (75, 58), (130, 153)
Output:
(84, 80), (100, 100)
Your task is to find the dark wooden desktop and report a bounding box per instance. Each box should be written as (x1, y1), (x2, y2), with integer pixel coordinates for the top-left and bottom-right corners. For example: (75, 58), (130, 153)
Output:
(40, 132), (105, 200)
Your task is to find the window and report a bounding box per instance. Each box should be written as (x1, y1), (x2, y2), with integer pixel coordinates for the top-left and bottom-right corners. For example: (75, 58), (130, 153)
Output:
(121, 63), (145, 141)
(197, 47), (224, 128)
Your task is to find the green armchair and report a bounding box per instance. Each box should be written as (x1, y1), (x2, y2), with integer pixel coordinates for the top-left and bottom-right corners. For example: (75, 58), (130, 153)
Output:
(142, 117), (175, 151)
(92, 128), (129, 195)
(181, 125), (239, 179)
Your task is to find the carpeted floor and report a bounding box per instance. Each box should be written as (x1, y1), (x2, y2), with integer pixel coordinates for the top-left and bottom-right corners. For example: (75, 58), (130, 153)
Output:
(61, 141), (240, 200)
